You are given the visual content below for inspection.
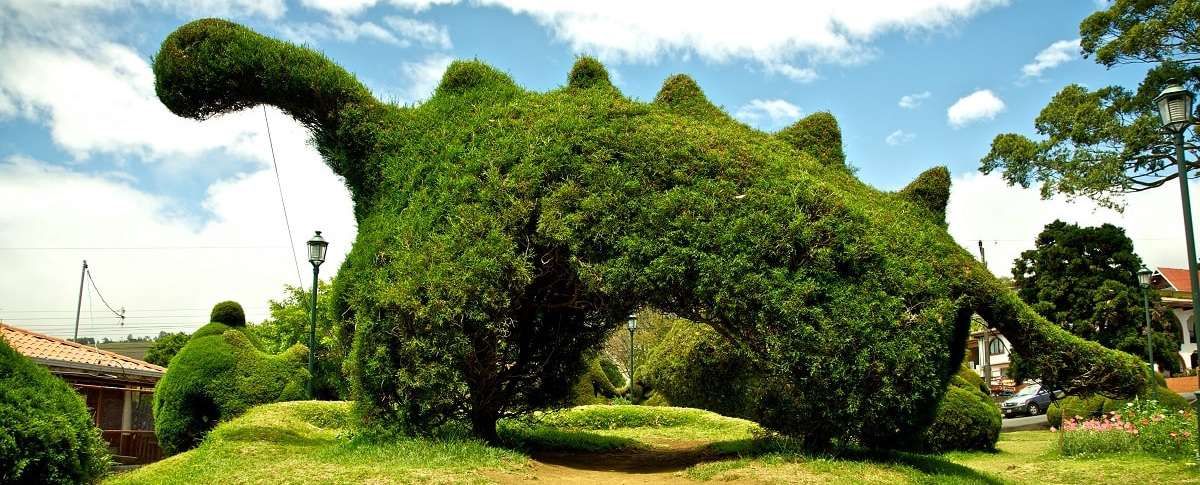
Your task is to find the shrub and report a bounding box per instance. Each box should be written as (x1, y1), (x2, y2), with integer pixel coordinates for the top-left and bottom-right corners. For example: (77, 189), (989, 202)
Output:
(1057, 399), (1196, 457)
(914, 368), (1001, 453)
(569, 356), (619, 405)
(154, 301), (309, 455)
(599, 355), (625, 389)
(155, 19), (1147, 447)
(144, 332), (190, 367)
(1047, 377), (1187, 428)
(0, 337), (109, 483)
(637, 319), (768, 419)
(209, 301), (246, 326)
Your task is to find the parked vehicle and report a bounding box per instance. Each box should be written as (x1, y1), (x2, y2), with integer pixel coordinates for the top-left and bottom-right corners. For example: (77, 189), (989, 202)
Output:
(1000, 383), (1063, 417)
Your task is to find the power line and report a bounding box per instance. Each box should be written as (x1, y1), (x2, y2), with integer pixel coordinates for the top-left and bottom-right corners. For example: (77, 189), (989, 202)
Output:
(263, 106), (305, 289)
(85, 268), (124, 322)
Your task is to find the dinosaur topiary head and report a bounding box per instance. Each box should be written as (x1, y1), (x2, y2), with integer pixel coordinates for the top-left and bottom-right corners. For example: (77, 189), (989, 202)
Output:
(154, 18), (1146, 447)
(209, 301), (246, 326)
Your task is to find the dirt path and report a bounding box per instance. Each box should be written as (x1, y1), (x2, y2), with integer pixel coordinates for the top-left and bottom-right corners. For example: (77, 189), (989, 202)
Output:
(490, 440), (749, 484)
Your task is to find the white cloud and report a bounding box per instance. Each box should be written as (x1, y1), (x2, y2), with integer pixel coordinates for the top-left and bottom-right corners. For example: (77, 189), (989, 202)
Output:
(466, 1), (1007, 65)
(947, 172), (1200, 276)
(1021, 38), (1080, 78)
(734, 99), (802, 127)
(299, 0), (456, 16)
(885, 129), (915, 146)
(383, 16), (453, 49)
(764, 62), (819, 83)
(396, 54), (455, 103)
(300, 0), (379, 16)
(898, 91), (931, 109)
(947, 89), (1005, 128)
(280, 15), (450, 48)
(0, 41), (269, 164)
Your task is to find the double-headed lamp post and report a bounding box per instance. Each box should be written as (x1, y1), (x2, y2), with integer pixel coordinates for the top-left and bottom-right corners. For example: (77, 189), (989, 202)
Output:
(306, 231), (329, 399)
(1155, 81), (1200, 456)
(627, 313), (638, 389)
(1137, 266), (1155, 400)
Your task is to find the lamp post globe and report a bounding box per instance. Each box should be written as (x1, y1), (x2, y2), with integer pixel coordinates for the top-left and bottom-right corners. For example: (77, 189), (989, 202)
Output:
(305, 230), (329, 398)
(1156, 83), (1195, 134)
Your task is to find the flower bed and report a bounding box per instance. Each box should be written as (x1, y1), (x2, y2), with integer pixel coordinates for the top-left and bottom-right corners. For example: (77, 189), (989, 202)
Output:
(1054, 399), (1196, 458)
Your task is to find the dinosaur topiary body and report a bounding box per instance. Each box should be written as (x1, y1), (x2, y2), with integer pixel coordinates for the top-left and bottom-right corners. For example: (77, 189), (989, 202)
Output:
(153, 19), (1146, 448)
(153, 302), (308, 454)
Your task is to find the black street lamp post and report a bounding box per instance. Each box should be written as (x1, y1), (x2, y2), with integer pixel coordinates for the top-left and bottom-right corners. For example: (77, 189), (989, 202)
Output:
(1155, 81), (1200, 456)
(306, 231), (329, 399)
(1137, 266), (1155, 400)
(627, 313), (638, 392)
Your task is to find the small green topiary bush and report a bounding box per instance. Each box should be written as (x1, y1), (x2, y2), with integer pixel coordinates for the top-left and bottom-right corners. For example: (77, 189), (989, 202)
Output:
(914, 366), (1001, 452)
(1048, 385), (1189, 428)
(0, 337), (109, 483)
(569, 355), (619, 405)
(153, 301), (309, 454)
(209, 300), (246, 326)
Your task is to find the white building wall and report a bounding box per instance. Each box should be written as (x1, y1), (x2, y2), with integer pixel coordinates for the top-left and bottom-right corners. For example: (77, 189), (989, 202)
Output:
(1175, 308), (1195, 369)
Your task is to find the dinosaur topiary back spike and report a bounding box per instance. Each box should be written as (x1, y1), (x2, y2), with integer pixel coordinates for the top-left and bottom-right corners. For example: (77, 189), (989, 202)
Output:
(776, 112), (846, 168)
(567, 56), (614, 90)
(435, 60), (519, 98)
(899, 166), (952, 224)
(653, 74), (725, 119)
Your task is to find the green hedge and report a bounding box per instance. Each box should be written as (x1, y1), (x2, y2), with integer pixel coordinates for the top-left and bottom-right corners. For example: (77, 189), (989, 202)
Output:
(1, 336), (109, 483)
(1048, 383), (1190, 428)
(155, 18), (1148, 447)
(569, 356), (619, 405)
(914, 367), (1001, 452)
(153, 302), (309, 455)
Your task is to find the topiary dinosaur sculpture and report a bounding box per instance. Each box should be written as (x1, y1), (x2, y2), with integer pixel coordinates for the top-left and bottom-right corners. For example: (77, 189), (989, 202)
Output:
(153, 19), (1147, 448)
(153, 301), (308, 454)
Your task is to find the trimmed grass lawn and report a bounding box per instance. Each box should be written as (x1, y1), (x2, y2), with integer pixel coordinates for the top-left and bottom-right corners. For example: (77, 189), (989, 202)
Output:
(107, 401), (525, 484)
(110, 402), (1200, 484)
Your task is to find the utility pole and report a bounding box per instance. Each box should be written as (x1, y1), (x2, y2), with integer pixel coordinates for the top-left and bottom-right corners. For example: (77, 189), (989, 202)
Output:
(73, 260), (87, 342)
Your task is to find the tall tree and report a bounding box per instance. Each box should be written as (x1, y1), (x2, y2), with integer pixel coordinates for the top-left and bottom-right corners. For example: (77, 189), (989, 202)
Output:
(980, 0), (1200, 209)
(252, 280), (348, 400)
(144, 331), (189, 367)
(1014, 221), (1182, 372)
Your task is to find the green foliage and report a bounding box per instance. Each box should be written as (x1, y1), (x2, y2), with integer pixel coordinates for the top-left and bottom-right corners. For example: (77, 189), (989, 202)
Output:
(598, 355), (625, 388)
(154, 302), (310, 455)
(0, 336), (109, 483)
(1047, 381), (1187, 428)
(639, 319), (770, 420)
(898, 166), (951, 224)
(775, 111), (847, 168)
(156, 19), (1146, 448)
(1058, 398), (1196, 457)
(251, 281), (348, 400)
(567, 56), (612, 90)
(209, 301), (246, 327)
(144, 331), (190, 367)
(914, 367), (1001, 453)
(569, 355), (619, 405)
(981, 0), (1200, 209)
(1014, 221), (1181, 373)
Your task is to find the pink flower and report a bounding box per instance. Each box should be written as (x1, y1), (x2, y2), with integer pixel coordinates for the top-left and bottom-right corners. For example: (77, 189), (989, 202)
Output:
(1050, 426), (1057, 433)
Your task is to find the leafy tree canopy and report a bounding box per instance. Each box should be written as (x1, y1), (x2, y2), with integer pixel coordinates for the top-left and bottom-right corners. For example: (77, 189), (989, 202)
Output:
(252, 280), (348, 400)
(144, 331), (190, 367)
(1014, 220), (1182, 372)
(980, 0), (1200, 209)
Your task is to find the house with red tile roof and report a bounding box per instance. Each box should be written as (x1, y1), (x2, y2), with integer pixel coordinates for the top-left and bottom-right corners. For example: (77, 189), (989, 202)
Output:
(1151, 267), (1198, 371)
(1, 322), (165, 464)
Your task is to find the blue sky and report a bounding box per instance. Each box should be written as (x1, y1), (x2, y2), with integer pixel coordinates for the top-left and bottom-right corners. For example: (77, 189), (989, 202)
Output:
(0, 0), (1192, 339)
